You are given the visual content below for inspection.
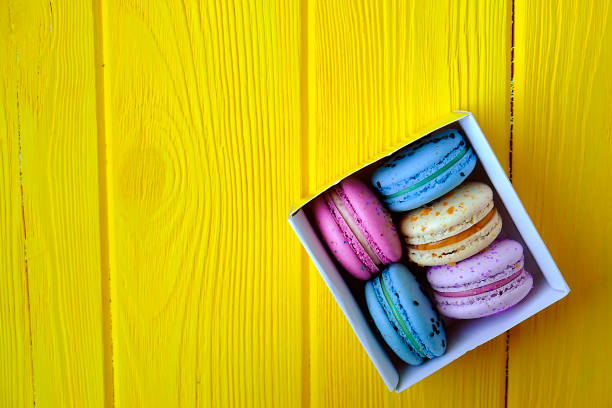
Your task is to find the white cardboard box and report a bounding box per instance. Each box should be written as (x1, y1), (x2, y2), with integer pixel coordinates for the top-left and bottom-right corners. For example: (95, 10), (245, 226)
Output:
(288, 112), (570, 392)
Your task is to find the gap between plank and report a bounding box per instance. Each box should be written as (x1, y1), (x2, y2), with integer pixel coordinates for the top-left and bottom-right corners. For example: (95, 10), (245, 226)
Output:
(92, 0), (115, 405)
(505, 0), (516, 407)
(299, 0), (311, 406)
(300, 0), (311, 200)
(15, 46), (38, 408)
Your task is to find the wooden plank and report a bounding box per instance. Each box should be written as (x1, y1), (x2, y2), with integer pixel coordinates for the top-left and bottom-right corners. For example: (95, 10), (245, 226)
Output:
(1, 0), (108, 406)
(0, 3), (34, 405)
(103, 1), (304, 406)
(509, 1), (612, 406)
(308, 1), (511, 405)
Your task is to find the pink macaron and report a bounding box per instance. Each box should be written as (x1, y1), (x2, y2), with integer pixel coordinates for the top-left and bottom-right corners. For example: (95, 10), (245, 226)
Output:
(426, 239), (533, 319)
(311, 177), (402, 280)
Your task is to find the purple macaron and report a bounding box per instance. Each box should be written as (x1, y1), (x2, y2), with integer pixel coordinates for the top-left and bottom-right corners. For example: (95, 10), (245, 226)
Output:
(426, 239), (533, 319)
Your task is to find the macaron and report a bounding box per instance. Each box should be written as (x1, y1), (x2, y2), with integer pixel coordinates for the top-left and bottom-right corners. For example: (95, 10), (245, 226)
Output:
(311, 177), (402, 280)
(400, 181), (502, 266)
(371, 129), (477, 212)
(365, 263), (446, 365)
(427, 239), (533, 319)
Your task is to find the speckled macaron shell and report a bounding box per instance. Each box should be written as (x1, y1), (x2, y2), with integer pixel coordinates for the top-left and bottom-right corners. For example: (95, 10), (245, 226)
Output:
(338, 177), (402, 265)
(400, 182), (502, 266)
(428, 239), (524, 288)
(433, 270), (532, 319)
(407, 213), (502, 266)
(311, 196), (376, 280)
(311, 177), (402, 280)
(365, 281), (423, 365)
(365, 263), (446, 365)
(371, 129), (477, 212)
(427, 239), (534, 319)
(402, 182), (493, 243)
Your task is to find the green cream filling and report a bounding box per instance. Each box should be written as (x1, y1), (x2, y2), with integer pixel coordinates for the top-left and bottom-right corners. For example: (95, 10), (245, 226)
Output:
(385, 147), (469, 199)
(379, 275), (423, 355)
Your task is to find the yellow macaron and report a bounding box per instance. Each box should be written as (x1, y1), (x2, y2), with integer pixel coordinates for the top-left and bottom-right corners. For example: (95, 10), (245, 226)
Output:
(400, 182), (502, 266)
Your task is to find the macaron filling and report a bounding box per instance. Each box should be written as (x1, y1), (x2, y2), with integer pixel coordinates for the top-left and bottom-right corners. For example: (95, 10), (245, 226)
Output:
(335, 184), (392, 265)
(328, 190), (382, 266)
(323, 194), (379, 274)
(410, 207), (497, 250)
(375, 274), (432, 358)
(434, 267), (524, 298)
(385, 145), (469, 199)
(435, 269), (532, 307)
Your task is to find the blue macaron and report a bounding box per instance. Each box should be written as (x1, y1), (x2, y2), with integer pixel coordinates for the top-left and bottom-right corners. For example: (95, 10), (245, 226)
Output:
(371, 129), (477, 212)
(365, 263), (446, 365)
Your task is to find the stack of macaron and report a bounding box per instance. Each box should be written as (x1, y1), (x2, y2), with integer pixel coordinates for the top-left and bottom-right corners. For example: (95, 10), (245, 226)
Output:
(311, 177), (447, 364)
(310, 128), (533, 365)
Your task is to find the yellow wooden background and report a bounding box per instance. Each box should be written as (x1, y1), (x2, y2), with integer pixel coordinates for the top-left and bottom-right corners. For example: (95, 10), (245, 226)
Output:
(1, 0), (611, 406)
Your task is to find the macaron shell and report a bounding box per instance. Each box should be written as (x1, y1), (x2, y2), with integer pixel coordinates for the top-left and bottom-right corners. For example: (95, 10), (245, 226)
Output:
(428, 238), (525, 291)
(365, 281), (424, 365)
(372, 129), (469, 195)
(401, 182), (494, 245)
(338, 177), (402, 263)
(407, 210), (502, 266)
(381, 149), (476, 212)
(384, 264), (446, 357)
(328, 190), (382, 265)
(434, 269), (533, 319)
(311, 196), (375, 280)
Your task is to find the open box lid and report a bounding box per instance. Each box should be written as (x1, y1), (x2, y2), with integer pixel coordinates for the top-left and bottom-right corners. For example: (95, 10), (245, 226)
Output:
(288, 112), (569, 392)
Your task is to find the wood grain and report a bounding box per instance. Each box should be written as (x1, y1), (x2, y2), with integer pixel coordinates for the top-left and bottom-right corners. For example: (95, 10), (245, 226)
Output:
(0, 3), (34, 405)
(1, 0), (108, 406)
(307, 1), (511, 405)
(103, 0), (304, 406)
(2, 0), (612, 406)
(509, 1), (612, 406)
(0, 0), (107, 406)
